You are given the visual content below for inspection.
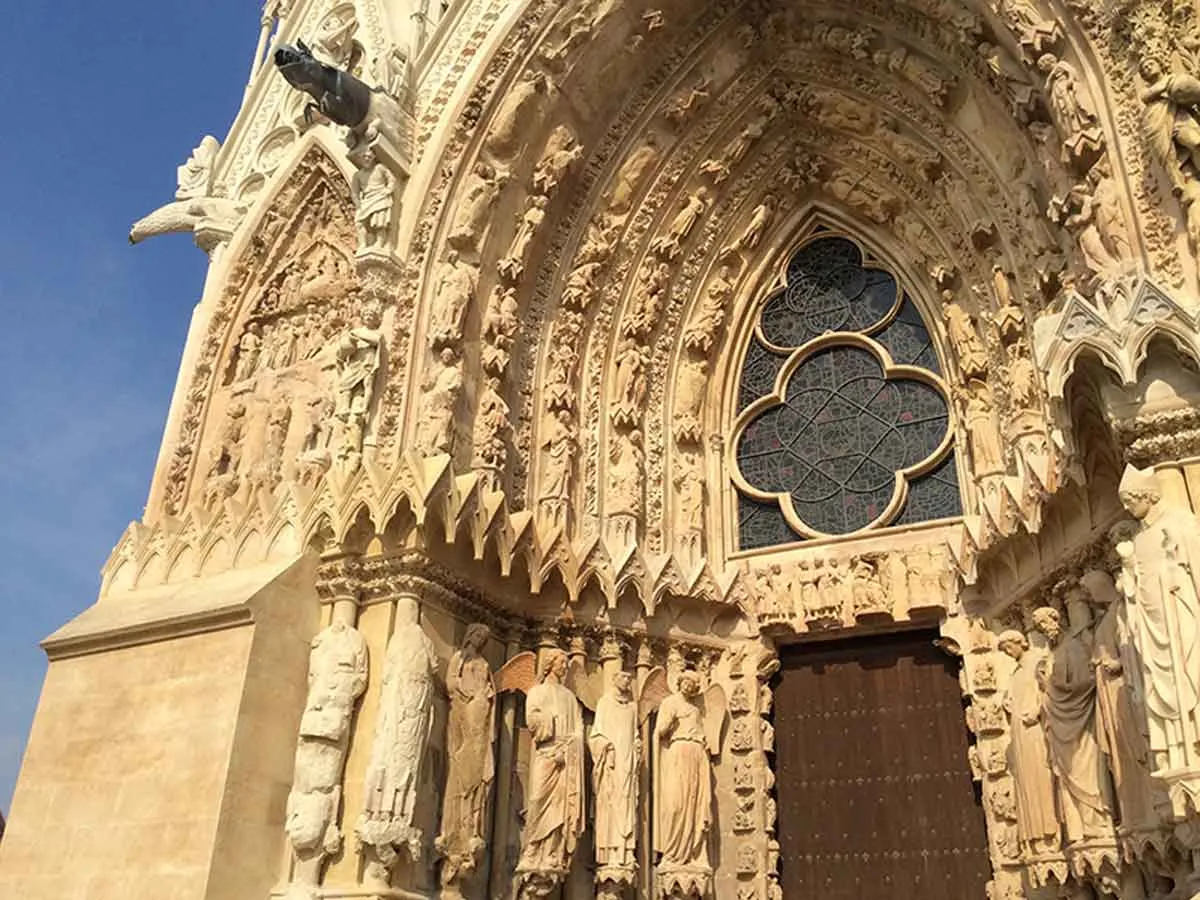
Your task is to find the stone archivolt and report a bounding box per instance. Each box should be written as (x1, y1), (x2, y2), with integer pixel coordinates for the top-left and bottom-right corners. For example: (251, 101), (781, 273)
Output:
(24, 2), (1200, 900)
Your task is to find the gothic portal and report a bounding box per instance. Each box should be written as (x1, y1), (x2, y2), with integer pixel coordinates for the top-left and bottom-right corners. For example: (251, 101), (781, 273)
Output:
(10, 2), (1200, 900)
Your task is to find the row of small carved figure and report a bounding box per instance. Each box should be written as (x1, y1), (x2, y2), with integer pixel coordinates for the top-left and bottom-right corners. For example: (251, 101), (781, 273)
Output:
(751, 545), (950, 628)
(285, 611), (757, 900)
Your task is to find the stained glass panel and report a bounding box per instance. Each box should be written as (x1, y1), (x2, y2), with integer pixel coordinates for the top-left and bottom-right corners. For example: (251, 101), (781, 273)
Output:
(734, 235), (960, 548)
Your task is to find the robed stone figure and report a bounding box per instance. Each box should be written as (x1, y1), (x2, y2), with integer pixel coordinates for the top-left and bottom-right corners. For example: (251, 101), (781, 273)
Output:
(998, 629), (1061, 860)
(651, 669), (727, 898)
(1034, 603), (1115, 845)
(437, 623), (497, 893)
(589, 671), (639, 875)
(1118, 464), (1200, 785)
(357, 597), (438, 874)
(516, 649), (585, 895)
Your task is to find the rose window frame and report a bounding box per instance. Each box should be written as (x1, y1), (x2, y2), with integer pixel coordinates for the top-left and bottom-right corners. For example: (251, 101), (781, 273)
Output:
(729, 233), (961, 547)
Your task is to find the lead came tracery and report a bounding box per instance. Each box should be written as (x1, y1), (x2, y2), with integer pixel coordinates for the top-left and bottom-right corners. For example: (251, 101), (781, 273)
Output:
(734, 236), (960, 548)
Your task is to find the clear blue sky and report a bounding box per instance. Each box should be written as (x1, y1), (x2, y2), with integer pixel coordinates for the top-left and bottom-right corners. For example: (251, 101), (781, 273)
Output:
(0, 3), (258, 810)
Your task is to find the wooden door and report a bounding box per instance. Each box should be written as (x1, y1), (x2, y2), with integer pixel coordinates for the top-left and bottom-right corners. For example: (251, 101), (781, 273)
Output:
(774, 631), (991, 899)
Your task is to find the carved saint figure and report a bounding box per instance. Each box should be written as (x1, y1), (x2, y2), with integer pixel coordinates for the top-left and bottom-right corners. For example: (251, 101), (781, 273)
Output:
(335, 304), (383, 424)
(499, 195), (548, 282)
(516, 650), (585, 892)
(234, 322), (263, 381)
(612, 340), (649, 426)
(436, 624), (497, 888)
(941, 290), (988, 377)
(958, 379), (1004, 477)
(449, 162), (506, 253)
(998, 628), (1061, 860)
(652, 189), (709, 259)
(176, 135), (220, 199)
(1034, 603), (1114, 845)
(589, 671), (639, 873)
(532, 127), (583, 196)
(357, 597), (438, 872)
(1117, 464), (1200, 779)
(415, 348), (463, 454)
(1082, 567), (1165, 836)
(485, 70), (548, 161)
(727, 195), (775, 256)
(286, 607), (369, 887)
(607, 139), (659, 214)
(1039, 55), (1096, 142)
(608, 430), (645, 517)
(653, 671), (725, 895)
(1005, 344), (1038, 410)
(431, 251), (478, 346)
(351, 149), (395, 250)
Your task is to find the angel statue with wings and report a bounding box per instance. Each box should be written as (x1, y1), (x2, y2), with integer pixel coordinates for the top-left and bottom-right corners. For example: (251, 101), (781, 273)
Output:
(647, 668), (727, 899)
(510, 648), (586, 898)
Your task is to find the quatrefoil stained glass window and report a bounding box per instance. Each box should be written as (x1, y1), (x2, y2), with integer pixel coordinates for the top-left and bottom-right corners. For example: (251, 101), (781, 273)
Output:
(733, 235), (961, 550)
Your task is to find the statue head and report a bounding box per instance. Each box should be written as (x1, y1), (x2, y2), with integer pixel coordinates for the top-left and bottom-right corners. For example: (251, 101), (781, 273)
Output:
(1036, 53), (1058, 75)
(539, 648), (568, 681)
(360, 301), (382, 328)
(1139, 56), (1166, 83)
(997, 630), (1027, 660)
(1031, 606), (1062, 643)
(1079, 569), (1118, 608)
(1118, 465), (1160, 519)
(678, 670), (701, 697)
(613, 670), (635, 698)
(395, 595), (420, 626)
(463, 622), (490, 653)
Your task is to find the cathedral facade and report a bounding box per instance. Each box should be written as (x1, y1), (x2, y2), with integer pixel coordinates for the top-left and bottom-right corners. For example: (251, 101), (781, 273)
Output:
(8, 1), (1200, 899)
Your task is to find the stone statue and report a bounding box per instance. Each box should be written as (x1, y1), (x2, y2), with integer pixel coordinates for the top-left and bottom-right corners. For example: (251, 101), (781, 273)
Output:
(726, 195), (776, 256)
(436, 624), (496, 896)
(538, 410), (575, 519)
(1004, 344), (1038, 410)
(1139, 57), (1200, 246)
(1038, 54), (1097, 142)
(233, 323), (263, 382)
(652, 670), (727, 899)
(350, 148), (395, 251)
(1034, 603), (1114, 845)
(449, 163), (507, 253)
(1117, 464), (1200, 784)
(958, 379), (1004, 477)
(515, 649), (585, 898)
(607, 139), (659, 214)
(357, 597), (439, 876)
(431, 252), (477, 347)
(485, 70), (549, 162)
(608, 430), (645, 517)
(1081, 568), (1166, 838)
(532, 127), (583, 196)
(998, 629), (1061, 861)
(652, 189), (709, 259)
(285, 606), (369, 890)
(498, 195), (548, 282)
(334, 304), (383, 423)
(415, 349), (463, 454)
(1062, 182), (1119, 275)
(674, 355), (708, 444)
(941, 290), (988, 378)
(176, 135), (220, 200)
(612, 340), (649, 426)
(589, 671), (639, 884)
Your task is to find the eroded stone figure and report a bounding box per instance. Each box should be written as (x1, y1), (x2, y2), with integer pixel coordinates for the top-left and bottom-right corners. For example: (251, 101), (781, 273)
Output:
(499, 195), (548, 282)
(958, 379), (1004, 477)
(485, 70), (548, 161)
(654, 670), (724, 899)
(350, 149), (395, 251)
(941, 290), (988, 378)
(1082, 567), (1166, 838)
(436, 624), (497, 896)
(999, 628), (1061, 861)
(607, 139), (660, 214)
(1034, 603), (1115, 846)
(286, 605), (369, 892)
(415, 349), (463, 454)
(431, 252), (478, 346)
(539, 409), (575, 512)
(1118, 465), (1200, 784)
(1039, 54), (1096, 142)
(357, 597), (439, 876)
(589, 671), (639, 879)
(652, 189), (709, 258)
(515, 650), (585, 898)
(449, 162), (507, 253)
